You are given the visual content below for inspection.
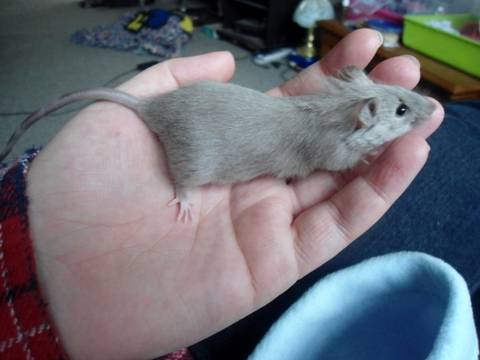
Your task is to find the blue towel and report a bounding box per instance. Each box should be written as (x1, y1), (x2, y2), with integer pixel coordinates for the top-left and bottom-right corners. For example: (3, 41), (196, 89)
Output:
(249, 252), (479, 360)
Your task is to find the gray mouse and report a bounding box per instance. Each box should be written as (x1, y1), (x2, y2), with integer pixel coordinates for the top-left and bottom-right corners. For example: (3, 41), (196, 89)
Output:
(0, 65), (435, 221)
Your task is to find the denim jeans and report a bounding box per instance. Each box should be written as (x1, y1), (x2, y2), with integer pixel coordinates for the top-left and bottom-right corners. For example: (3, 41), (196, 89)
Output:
(190, 101), (480, 360)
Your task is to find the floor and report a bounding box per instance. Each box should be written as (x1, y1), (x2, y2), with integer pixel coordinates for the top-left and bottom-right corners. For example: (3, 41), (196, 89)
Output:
(0, 0), (296, 161)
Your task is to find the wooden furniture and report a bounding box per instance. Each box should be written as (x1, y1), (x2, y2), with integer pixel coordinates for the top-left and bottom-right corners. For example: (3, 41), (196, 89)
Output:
(219, 0), (303, 51)
(317, 20), (480, 101)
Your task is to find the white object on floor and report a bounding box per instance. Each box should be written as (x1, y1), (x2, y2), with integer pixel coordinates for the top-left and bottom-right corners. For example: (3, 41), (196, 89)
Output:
(253, 48), (294, 66)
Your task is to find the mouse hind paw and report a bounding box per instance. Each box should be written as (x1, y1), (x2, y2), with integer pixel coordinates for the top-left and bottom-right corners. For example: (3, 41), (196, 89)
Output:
(176, 200), (193, 223)
(168, 187), (194, 223)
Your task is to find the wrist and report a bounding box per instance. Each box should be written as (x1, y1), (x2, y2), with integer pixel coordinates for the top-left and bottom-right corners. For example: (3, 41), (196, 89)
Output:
(25, 144), (197, 359)
(25, 149), (168, 359)
(25, 149), (89, 359)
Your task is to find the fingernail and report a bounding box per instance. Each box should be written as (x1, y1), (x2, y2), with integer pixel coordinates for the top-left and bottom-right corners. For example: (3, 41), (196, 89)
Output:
(404, 55), (421, 68)
(375, 31), (384, 46)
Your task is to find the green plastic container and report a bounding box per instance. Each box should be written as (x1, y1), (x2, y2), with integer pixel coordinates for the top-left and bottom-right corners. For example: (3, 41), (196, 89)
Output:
(403, 14), (480, 78)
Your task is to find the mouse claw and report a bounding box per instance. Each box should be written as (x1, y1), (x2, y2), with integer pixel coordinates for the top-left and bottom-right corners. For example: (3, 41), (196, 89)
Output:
(361, 158), (370, 166)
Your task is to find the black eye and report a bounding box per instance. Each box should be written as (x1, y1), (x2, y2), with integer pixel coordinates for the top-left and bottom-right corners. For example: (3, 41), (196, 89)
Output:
(396, 103), (409, 116)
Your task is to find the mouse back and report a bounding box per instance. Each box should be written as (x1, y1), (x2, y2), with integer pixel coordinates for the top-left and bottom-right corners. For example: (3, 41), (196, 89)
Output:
(139, 80), (308, 186)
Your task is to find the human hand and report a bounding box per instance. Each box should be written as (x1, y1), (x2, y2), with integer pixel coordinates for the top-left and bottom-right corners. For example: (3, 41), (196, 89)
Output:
(27, 29), (444, 359)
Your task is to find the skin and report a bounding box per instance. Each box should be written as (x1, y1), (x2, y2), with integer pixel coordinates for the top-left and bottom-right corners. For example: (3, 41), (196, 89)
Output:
(27, 29), (444, 359)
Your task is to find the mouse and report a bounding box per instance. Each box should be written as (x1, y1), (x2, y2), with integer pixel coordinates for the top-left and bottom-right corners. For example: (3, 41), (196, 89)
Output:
(0, 65), (435, 222)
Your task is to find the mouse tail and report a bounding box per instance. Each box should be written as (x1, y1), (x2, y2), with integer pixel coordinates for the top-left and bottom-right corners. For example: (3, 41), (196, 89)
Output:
(0, 88), (140, 163)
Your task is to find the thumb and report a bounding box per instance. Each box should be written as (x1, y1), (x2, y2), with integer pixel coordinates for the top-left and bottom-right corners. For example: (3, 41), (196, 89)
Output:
(119, 51), (236, 97)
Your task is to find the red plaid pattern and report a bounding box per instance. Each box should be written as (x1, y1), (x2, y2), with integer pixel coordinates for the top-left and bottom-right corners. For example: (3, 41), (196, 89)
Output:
(160, 348), (195, 360)
(0, 149), (67, 359)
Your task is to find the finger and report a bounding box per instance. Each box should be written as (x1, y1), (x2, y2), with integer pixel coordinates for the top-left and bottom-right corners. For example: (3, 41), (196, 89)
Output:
(292, 133), (429, 277)
(289, 99), (441, 212)
(411, 97), (444, 138)
(283, 45), (441, 218)
(357, 57), (442, 165)
(339, 97), (442, 182)
(369, 56), (444, 138)
(268, 28), (383, 96)
(289, 172), (345, 217)
(369, 55), (421, 88)
(118, 51), (236, 97)
(288, 52), (442, 216)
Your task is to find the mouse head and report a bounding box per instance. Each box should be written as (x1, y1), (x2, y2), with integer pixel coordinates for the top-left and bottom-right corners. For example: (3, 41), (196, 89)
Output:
(328, 66), (435, 131)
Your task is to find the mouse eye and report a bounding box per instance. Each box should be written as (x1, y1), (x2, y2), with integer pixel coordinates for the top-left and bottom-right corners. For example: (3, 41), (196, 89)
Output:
(396, 103), (409, 116)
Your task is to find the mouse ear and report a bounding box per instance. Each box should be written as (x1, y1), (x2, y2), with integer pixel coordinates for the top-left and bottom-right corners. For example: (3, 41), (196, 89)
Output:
(356, 98), (378, 129)
(336, 66), (372, 86)
(322, 66), (372, 94)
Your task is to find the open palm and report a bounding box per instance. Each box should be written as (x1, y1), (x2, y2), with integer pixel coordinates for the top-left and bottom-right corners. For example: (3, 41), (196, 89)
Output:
(27, 29), (443, 359)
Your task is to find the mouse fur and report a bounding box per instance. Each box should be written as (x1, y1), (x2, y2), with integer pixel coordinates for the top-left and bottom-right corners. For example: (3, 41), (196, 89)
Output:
(139, 66), (435, 191)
